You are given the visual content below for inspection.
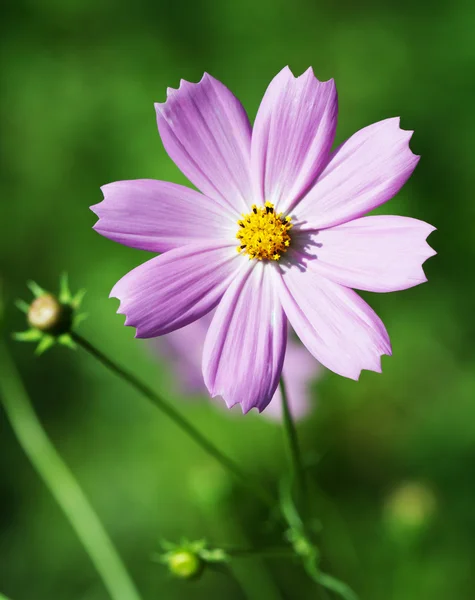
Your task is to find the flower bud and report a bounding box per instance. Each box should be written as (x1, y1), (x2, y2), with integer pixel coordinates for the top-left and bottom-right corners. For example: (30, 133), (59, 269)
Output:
(27, 294), (72, 335)
(384, 481), (436, 539)
(14, 275), (86, 354)
(167, 549), (203, 580)
(155, 539), (228, 581)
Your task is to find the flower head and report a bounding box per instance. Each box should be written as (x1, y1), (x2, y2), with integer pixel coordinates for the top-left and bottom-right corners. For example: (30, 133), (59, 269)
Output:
(92, 67), (435, 413)
(153, 312), (321, 421)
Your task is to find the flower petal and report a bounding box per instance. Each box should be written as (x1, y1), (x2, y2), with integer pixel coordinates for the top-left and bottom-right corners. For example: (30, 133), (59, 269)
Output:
(203, 262), (287, 413)
(155, 74), (252, 215)
(304, 216), (436, 292)
(111, 243), (240, 337)
(296, 118), (420, 229)
(251, 66), (337, 213)
(265, 340), (319, 421)
(91, 180), (236, 253)
(278, 258), (391, 379)
(152, 316), (210, 394)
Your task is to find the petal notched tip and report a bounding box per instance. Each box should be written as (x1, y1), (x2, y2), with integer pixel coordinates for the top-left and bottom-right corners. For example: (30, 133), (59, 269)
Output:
(207, 386), (240, 411)
(424, 229), (437, 257)
(418, 221), (438, 277)
(107, 290), (146, 339)
(300, 66), (336, 87)
(206, 379), (274, 415)
(155, 74), (220, 128)
(155, 72), (214, 108)
(388, 116), (420, 162)
(276, 64), (335, 86)
(90, 183), (117, 218)
(241, 403), (261, 416)
(89, 184), (111, 217)
(89, 202), (102, 218)
(108, 289), (132, 326)
(350, 345), (392, 381)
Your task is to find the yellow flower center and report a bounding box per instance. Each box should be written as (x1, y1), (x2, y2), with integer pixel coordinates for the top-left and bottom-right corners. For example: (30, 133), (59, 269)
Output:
(236, 202), (292, 261)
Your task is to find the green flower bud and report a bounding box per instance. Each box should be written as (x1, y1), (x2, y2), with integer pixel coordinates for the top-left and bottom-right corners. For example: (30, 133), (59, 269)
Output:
(168, 549), (203, 580)
(27, 294), (73, 335)
(384, 481), (436, 539)
(13, 274), (86, 355)
(155, 539), (228, 581)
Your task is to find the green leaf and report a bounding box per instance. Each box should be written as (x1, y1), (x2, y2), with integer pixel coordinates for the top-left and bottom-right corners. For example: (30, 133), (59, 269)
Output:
(73, 312), (88, 328)
(159, 539), (176, 552)
(15, 299), (30, 314)
(188, 539), (207, 552)
(35, 335), (55, 355)
(72, 288), (87, 309)
(27, 280), (46, 298)
(12, 329), (43, 342)
(59, 272), (71, 304)
(58, 334), (77, 350)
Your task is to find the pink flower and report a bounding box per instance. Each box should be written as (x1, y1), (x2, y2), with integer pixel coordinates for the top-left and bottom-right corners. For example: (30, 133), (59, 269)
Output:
(153, 312), (321, 421)
(91, 67), (435, 413)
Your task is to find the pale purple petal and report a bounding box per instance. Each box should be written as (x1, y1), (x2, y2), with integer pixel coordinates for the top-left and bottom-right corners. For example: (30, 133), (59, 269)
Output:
(154, 312), (320, 421)
(203, 263), (287, 413)
(111, 243), (240, 337)
(155, 74), (252, 215)
(91, 180), (236, 253)
(152, 316), (210, 394)
(296, 118), (419, 229)
(251, 66), (337, 213)
(265, 341), (320, 421)
(303, 216), (436, 292)
(277, 256), (392, 379)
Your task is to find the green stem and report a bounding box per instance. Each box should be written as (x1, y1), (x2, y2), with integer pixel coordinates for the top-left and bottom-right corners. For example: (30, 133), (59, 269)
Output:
(226, 546), (296, 559)
(0, 341), (142, 600)
(71, 332), (274, 509)
(279, 376), (306, 502)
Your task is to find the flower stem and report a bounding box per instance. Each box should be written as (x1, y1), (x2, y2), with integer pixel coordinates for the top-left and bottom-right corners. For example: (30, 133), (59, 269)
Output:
(0, 341), (143, 600)
(279, 376), (306, 504)
(226, 546), (296, 559)
(71, 332), (274, 509)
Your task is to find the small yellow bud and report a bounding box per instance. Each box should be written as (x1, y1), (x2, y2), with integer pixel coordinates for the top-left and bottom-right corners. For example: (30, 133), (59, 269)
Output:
(168, 550), (203, 580)
(28, 294), (72, 335)
(384, 481), (436, 538)
(14, 276), (86, 354)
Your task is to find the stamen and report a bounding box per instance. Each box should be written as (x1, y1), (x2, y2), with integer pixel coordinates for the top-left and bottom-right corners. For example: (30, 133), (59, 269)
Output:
(235, 202), (292, 261)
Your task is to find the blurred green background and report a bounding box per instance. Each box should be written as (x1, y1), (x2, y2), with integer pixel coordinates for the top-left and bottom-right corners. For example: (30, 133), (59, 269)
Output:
(1, 0), (475, 598)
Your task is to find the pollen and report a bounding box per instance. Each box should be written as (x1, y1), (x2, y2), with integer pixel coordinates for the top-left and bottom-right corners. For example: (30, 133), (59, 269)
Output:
(236, 202), (292, 261)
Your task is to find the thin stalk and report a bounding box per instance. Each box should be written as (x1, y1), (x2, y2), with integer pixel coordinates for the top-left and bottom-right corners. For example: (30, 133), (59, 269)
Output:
(226, 546), (296, 559)
(71, 332), (274, 509)
(279, 376), (306, 503)
(0, 341), (142, 600)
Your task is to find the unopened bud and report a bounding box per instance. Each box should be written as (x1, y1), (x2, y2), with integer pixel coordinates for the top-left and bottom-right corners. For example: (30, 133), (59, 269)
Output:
(27, 294), (72, 335)
(14, 275), (86, 354)
(168, 550), (203, 580)
(156, 539), (228, 581)
(384, 481), (436, 538)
